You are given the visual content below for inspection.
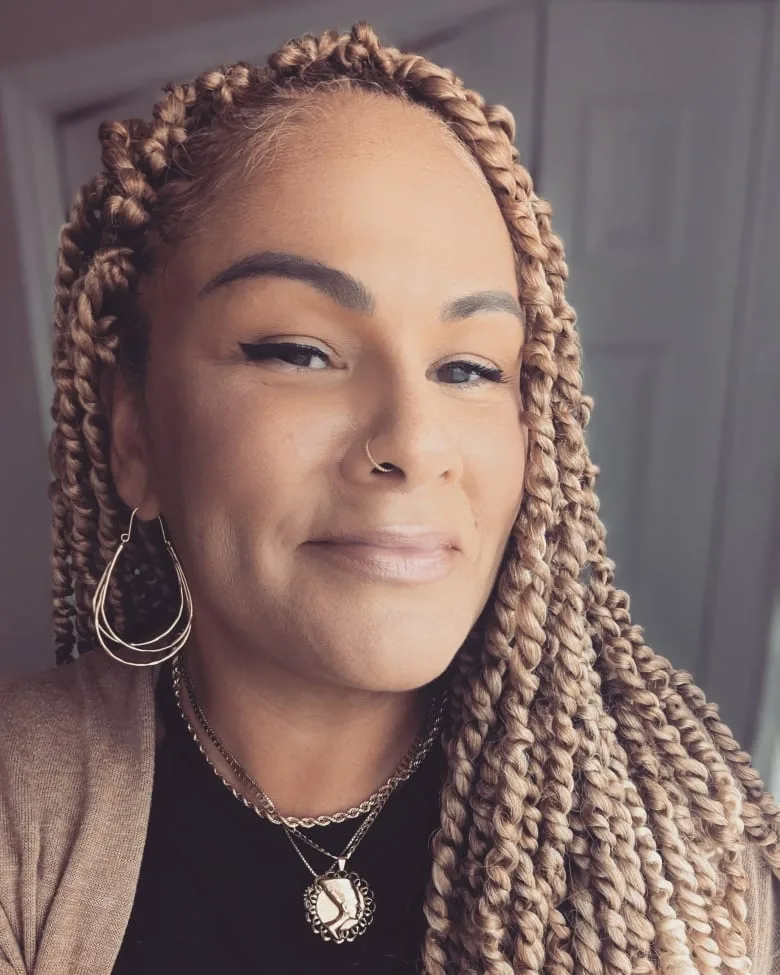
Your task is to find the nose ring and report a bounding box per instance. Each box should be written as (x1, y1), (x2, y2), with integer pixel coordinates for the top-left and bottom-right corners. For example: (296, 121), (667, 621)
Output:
(365, 438), (395, 473)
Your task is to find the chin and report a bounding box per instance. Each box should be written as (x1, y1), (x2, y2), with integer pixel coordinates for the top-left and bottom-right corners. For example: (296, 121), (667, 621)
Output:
(333, 637), (460, 695)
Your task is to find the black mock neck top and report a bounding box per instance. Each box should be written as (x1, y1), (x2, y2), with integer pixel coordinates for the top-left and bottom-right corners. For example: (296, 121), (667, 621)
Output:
(111, 663), (447, 974)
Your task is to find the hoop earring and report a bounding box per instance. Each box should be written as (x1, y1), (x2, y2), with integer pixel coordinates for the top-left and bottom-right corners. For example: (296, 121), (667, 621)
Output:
(365, 438), (395, 473)
(92, 507), (193, 668)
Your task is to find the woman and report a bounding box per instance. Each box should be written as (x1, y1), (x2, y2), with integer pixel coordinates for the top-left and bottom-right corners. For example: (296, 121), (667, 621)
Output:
(1, 20), (778, 975)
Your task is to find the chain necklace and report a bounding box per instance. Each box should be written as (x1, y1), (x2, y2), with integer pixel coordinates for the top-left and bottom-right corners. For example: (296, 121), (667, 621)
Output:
(171, 655), (447, 944)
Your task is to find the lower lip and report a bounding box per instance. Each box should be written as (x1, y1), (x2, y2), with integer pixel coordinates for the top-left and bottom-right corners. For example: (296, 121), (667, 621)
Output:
(307, 542), (458, 583)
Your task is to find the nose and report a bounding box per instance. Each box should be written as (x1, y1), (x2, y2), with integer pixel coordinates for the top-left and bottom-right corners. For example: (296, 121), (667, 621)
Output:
(344, 373), (464, 490)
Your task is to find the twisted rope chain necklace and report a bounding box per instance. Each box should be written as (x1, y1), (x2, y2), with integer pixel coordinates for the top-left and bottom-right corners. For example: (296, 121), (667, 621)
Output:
(171, 655), (447, 944)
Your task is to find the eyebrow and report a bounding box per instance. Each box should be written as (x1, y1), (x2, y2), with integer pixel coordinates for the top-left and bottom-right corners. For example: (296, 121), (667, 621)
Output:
(197, 250), (523, 324)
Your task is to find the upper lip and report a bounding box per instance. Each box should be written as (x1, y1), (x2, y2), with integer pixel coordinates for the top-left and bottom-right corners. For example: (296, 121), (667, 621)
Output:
(310, 526), (460, 551)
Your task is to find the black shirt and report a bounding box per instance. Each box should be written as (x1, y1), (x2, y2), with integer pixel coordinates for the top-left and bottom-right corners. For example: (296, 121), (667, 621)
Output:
(112, 666), (446, 974)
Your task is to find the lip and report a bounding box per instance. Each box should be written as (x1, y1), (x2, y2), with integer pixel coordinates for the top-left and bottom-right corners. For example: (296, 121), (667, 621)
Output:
(306, 527), (460, 583)
(309, 527), (461, 551)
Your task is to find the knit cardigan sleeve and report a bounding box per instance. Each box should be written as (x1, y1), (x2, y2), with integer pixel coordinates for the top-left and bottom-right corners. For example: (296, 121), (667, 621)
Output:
(745, 837), (780, 974)
(0, 654), (157, 975)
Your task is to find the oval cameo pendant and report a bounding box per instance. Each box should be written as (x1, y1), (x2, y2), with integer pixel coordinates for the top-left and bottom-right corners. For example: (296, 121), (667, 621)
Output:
(304, 865), (376, 943)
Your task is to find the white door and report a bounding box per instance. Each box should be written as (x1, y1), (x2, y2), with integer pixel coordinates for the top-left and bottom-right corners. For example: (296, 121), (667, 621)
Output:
(539, 1), (767, 741)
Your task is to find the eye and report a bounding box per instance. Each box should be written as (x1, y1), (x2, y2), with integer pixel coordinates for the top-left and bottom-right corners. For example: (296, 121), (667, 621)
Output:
(435, 359), (511, 386)
(238, 341), (330, 370)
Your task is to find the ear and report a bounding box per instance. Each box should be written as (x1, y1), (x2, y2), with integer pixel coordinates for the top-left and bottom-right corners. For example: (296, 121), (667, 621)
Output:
(103, 368), (162, 520)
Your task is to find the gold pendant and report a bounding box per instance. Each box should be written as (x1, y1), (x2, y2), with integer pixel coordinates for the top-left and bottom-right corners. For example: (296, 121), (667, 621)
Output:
(304, 860), (375, 943)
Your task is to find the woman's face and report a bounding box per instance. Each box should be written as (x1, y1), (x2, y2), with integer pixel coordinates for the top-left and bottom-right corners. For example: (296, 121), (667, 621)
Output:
(115, 91), (527, 692)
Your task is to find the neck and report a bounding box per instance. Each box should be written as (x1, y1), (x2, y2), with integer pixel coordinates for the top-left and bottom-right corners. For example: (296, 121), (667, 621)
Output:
(176, 642), (434, 821)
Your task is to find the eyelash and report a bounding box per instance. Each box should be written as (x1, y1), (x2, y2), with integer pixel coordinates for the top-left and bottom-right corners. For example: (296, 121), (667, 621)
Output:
(238, 341), (511, 386)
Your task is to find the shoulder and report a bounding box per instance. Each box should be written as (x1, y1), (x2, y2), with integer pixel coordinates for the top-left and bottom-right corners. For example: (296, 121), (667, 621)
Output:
(744, 836), (780, 974)
(0, 652), (158, 789)
(0, 654), (159, 968)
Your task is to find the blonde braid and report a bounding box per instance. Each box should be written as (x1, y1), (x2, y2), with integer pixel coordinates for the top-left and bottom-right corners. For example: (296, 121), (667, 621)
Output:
(527, 193), (637, 975)
(589, 612), (724, 970)
(669, 672), (780, 860)
(582, 512), (754, 971)
(540, 185), (732, 964)
(526, 187), (654, 973)
(51, 227), (130, 656)
(627, 648), (752, 972)
(51, 120), (160, 660)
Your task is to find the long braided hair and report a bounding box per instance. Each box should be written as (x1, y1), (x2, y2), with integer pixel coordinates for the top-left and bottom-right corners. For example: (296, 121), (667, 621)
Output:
(48, 22), (780, 973)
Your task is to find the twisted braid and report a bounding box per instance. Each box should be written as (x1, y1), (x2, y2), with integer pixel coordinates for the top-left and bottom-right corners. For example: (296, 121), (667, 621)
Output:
(48, 21), (779, 972)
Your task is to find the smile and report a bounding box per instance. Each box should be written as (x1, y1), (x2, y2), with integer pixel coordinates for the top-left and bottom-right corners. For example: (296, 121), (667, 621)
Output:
(306, 541), (459, 583)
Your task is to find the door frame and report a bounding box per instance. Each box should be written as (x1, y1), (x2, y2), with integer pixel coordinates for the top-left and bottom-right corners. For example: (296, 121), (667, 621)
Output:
(703, 0), (780, 751)
(0, 0), (511, 442)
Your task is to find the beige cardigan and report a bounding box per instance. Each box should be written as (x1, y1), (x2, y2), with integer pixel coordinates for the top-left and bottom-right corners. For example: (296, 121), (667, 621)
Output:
(0, 652), (778, 975)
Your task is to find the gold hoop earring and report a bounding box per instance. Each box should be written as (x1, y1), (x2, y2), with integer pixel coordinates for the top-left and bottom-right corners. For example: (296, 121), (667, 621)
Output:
(365, 438), (395, 473)
(92, 507), (193, 668)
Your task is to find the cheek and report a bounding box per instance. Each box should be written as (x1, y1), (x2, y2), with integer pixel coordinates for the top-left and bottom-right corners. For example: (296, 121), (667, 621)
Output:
(460, 414), (525, 609)
(143, 364), (340, 518)
(470, 408), (527, 526)
(145, 372), (243, 492)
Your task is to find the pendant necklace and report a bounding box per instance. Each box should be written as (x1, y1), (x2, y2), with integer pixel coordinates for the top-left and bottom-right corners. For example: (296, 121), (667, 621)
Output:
(281, 793), (386, 943)
(171, 655), (446, 944)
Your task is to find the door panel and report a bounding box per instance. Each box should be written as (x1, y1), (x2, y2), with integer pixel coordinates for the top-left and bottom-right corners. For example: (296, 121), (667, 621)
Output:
(540, 1), (765, 697)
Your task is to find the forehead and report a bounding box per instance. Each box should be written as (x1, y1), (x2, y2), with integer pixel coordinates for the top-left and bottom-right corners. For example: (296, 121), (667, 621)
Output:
(163, 91), (518, 307)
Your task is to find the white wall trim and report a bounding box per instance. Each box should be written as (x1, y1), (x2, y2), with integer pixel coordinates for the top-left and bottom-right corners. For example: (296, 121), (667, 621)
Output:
(0, 0), (508, 445)
(0, 80), (63, 442)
